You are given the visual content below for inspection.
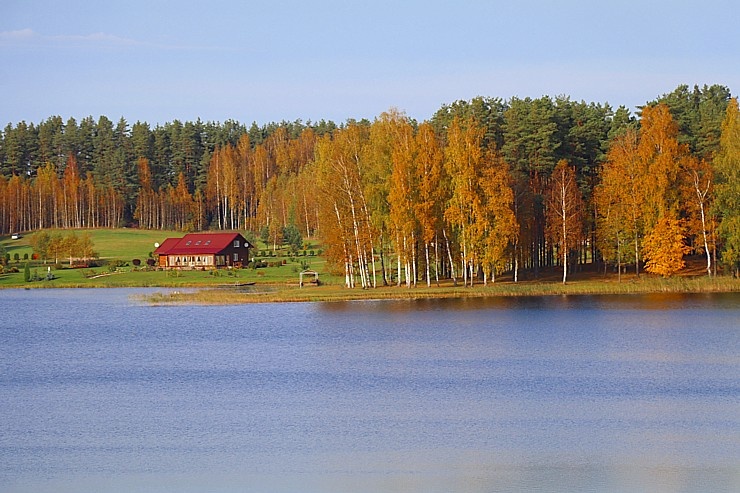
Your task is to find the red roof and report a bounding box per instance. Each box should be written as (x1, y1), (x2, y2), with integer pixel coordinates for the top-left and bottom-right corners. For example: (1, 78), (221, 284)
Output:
(154, 237), (180, 255)
(154, 233), (251, 256)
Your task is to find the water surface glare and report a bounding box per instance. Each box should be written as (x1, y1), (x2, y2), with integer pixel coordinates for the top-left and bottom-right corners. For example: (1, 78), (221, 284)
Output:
(1, 289), (738, 492)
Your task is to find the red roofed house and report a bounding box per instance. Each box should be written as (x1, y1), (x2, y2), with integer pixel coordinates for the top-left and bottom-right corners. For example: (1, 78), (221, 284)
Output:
(153, 232), (252, 269)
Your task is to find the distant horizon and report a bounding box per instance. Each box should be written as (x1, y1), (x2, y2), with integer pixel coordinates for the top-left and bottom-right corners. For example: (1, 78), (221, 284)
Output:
(2, 82), (734, 129)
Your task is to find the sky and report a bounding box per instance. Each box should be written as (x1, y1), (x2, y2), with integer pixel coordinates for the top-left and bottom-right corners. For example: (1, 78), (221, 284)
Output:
(1, 0), (738, 126)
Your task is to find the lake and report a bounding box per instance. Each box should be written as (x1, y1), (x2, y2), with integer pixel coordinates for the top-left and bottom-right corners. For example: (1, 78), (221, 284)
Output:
(0, 289), (738, 493)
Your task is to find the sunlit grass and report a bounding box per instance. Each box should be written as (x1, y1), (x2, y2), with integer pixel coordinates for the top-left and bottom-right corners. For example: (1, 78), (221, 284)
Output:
(143, 276), (740, 305)
(2, 229), (739, 303)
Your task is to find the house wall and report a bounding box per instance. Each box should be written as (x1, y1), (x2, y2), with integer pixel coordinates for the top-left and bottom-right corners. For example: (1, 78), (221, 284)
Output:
(167, 254), (215, 269)
(217, 239), (251, 268)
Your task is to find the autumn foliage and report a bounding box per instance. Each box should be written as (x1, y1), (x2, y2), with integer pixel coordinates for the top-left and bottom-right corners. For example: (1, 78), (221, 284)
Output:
(1, 85), (738, 284)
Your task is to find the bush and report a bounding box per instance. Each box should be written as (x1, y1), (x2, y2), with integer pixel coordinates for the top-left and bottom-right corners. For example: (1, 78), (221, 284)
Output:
(23, 253), (29, 260)
(107, 259), (128, 271)
(146, 258), (156, 267)
(132, 258), (141, 267)
(23, 262), (30, 282)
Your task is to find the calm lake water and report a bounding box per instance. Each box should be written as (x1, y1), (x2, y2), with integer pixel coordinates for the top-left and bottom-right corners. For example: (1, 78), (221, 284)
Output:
(0, 289), (738, 493)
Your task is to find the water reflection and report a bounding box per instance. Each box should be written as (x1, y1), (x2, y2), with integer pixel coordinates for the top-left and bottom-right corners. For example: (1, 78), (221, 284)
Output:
(319, 292), (740, 313)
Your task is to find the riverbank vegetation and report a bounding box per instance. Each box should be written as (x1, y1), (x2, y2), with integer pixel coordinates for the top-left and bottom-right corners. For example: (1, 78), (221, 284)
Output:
(144, 275), (739, 305)
(1, 84), (739, 292)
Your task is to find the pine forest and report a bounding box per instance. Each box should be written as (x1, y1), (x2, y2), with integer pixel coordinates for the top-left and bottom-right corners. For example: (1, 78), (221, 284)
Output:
(1, 84), (739, 285)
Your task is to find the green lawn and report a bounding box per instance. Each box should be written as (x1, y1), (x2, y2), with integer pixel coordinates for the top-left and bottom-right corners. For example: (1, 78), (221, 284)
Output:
(0, 228), (179, 262)
(0, 229), (340, 288)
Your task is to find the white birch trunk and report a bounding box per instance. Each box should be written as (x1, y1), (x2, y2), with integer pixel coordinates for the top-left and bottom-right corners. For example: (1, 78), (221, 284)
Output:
(425, 242), (431, 288)
(443, 228), (456, 286)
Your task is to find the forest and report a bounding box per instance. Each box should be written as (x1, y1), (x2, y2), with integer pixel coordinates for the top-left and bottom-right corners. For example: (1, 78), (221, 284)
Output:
(1, 84), (738, 286)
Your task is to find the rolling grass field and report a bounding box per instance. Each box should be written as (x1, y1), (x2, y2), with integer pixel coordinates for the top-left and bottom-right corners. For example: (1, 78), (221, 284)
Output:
(0, 229), (338, 289)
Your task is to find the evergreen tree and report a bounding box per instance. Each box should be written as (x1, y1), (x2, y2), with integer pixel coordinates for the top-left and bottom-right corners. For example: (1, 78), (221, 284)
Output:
(714, 98), (740, 276)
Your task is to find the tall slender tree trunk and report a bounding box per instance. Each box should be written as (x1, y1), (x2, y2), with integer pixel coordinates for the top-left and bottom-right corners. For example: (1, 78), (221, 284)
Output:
(434, 234), (440, 287)
(443, 228), (456, 286)
(425, 242), (431, 288)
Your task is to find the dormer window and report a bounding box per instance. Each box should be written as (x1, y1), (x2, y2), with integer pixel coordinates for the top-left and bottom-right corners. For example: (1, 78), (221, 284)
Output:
(185, 241), (192, 246)
(195, 241), (201, 246)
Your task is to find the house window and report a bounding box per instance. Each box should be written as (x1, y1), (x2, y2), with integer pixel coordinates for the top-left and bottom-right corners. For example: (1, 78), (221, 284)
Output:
(233, 240), (240, 248)
(205, 240), (211, 246)
(233, 253), (239, 262)
(185, 241), (192, 246)
(195, 241), (201, 246)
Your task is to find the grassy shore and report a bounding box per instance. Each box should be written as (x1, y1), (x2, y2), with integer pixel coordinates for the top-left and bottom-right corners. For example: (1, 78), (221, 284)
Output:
(143, 275), (740, 305)
(2, 229), (739, 304)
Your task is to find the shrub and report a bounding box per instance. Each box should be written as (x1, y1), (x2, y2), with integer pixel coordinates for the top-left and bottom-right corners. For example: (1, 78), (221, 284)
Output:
(23, 262), (30, 282)
(132, 258), (141, 267)
(23, 253), (29, 260)
(146, 258), (156, 267)
(108, 259), (128, 270)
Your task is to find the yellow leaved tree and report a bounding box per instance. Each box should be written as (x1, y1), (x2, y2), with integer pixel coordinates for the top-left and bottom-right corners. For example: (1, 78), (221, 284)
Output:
(642, 216), (691, 277)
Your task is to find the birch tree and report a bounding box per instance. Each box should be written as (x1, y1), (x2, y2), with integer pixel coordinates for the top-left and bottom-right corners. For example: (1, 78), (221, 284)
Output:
(414, 123), (446, 286)
(444, 117), (484, 286)
(388, 116), (418, 287)
(545, 160), (583, 283)
(479, 151), (517, 285)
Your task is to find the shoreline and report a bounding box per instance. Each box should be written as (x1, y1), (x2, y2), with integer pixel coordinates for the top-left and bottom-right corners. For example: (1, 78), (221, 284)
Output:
(140, 276), (740, 305)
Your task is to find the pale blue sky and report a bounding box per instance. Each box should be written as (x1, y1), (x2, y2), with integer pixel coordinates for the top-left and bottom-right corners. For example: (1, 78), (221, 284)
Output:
(1, 0), (738, 125)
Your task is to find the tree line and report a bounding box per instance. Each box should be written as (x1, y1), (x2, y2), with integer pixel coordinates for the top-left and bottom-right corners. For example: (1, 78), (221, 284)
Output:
(1, 84), (738, 284)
